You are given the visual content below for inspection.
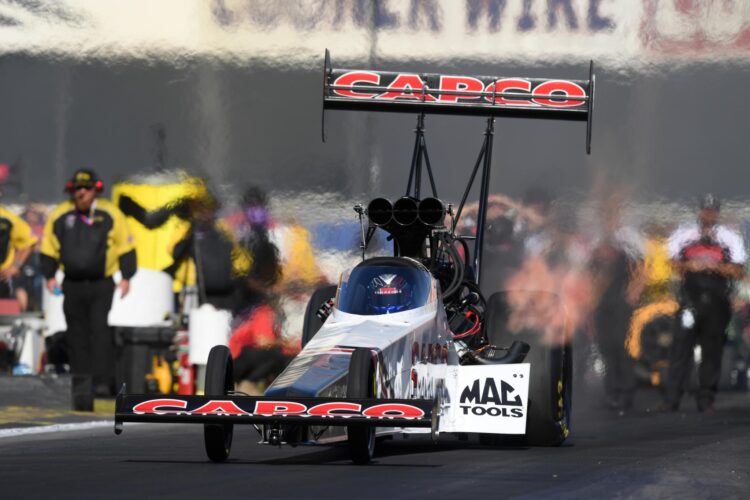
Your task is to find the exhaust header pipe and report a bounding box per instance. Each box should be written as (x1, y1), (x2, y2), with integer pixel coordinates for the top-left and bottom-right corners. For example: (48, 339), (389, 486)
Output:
(367, 197), (446, 228)
(393, 197), (419, 226)
(367, 198), (393, 226)
(417, 197), (445, 226)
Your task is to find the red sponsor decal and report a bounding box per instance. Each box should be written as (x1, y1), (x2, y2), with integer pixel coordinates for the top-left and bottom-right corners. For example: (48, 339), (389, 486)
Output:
(438, 75), (484, 103)
(377, 74), (436, 101)
(132, 398), (188, 415)
(531, 80), (586, 108)
(332, 71), (380, 98)
(328, 347), (355, 354)
(254, 401), (307, 416)
(131, 399), (426, 420)
(485, 78), (537, 106)
(192, 400), (248, 415)
(307, 402), (362, 417)
(332, 71), (587, 109)
(362, 403), (425, 419)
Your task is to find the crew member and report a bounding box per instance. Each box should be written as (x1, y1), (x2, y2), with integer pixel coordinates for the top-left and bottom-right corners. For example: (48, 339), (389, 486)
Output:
(168, 186), (251, 312)
(589, 194), (644, 413)
(40, 169), (136, 411)
(0, 204), (37, 310)
(662, 194), (746, 414)
(227, 186), (286, 394)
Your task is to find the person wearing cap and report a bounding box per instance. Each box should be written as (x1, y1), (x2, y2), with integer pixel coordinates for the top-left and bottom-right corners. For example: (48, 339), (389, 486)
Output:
(168, 183), (251, 311)
(40, 169), (136, 410)
(662, 194), (746, 414)
(0, 203), (37, 310)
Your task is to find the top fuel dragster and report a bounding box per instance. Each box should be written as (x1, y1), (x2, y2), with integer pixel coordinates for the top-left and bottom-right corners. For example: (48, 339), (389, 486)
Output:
(114, 50), (595, 464)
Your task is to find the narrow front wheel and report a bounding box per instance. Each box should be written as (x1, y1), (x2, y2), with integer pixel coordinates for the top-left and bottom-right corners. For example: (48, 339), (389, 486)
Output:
(347, 348), (376, 464)
(204, 345), (234, 462)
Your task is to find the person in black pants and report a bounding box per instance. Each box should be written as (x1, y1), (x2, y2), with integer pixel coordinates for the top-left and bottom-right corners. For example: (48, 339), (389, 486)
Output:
(589, 197), (644, 414)
(40, 169), (136, 411)
(663, 195), (746, 414)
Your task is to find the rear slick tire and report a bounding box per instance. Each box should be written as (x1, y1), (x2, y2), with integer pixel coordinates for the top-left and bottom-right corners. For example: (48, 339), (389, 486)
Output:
(204, 345), (234, 462)
(301, 284), (338, 349)
(485, 292), (572, 446)
(523, 338), (572, 446)
(347, 347), (376, 464)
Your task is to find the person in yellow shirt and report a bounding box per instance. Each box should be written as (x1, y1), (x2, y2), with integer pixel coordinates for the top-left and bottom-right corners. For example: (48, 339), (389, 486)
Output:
(40, 169), (136, 410)
(168, 189), (251, 311)
(0, 205), (37, 310)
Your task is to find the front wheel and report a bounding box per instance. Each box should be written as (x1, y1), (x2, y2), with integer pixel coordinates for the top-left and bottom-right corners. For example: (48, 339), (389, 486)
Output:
(347, 347), (376, 464)
(204, 345), (234, 462)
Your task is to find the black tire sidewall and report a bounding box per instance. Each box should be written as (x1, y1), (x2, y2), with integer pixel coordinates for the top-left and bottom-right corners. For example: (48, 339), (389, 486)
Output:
(204, 345), (234, 461)
(301, 284), (338, 349)
(347, 347), (376, 464)
(485, 292), (571, 446)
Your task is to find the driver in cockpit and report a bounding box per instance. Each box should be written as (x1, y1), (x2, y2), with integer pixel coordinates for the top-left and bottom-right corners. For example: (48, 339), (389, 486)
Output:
(367, 273), (414, 314)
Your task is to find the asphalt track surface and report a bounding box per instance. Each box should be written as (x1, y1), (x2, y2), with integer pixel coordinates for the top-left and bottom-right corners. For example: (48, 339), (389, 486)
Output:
(2, 389), (750, 499)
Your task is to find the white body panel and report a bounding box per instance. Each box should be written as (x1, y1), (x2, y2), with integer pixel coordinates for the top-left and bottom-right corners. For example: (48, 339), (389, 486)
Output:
(266, 260), (532, 441)
(439, 364), (530, 434)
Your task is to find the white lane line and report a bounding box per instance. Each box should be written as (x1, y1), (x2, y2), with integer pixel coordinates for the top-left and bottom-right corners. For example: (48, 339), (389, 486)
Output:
(0, 420), (112, 438)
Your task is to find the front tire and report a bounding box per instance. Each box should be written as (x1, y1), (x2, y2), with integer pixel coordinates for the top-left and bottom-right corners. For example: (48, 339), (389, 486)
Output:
(204, 345), (234, 462)
(347, 347), (376, 464)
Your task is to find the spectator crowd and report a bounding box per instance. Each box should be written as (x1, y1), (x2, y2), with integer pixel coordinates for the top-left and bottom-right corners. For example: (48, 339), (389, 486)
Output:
(1, 169), (749, 416)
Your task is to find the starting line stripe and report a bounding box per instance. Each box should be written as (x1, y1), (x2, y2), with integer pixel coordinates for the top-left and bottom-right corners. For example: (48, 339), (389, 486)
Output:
(0, 420), (113, 438)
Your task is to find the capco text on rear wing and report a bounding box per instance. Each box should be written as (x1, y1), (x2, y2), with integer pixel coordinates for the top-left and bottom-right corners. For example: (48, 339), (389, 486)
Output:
(322, 49), (595, 153)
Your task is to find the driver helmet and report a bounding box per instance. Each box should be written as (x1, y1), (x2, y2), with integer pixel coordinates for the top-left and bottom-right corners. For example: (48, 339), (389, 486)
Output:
(367, 273), (413, 314)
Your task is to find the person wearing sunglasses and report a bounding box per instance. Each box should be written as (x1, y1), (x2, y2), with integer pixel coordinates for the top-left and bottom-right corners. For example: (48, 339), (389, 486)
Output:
(40, 169), (136, 411)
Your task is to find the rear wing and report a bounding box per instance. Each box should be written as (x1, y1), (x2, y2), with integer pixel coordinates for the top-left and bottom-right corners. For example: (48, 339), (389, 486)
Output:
(322, 49), (595, 153)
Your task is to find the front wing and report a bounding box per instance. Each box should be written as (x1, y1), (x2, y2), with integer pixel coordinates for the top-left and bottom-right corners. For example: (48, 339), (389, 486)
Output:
(114, 391), (436, 433)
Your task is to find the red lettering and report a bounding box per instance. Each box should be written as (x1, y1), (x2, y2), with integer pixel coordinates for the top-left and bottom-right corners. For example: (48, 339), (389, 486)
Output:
(192, 400), (248, 415)
(684, 245), (724, 263)
(377, 74), (436, 101)
(332, 71), (380, 98)
(307, 402), (362, 417)
(253, 401), (307, 416)
(132, 398), (187, 415)
(531, 80), (586, 108)
(362, 403), (425, 419)
(438, 75), (483, 102)
(484, 79), (536, 106)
